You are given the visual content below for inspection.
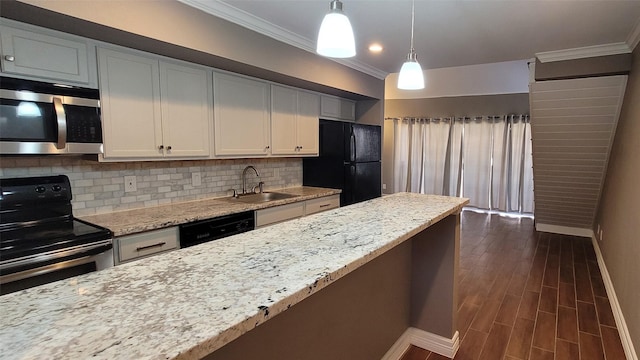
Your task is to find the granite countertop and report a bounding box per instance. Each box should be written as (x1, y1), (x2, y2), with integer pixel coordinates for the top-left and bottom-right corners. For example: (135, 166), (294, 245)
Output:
(79, 186), (341, 236)
(0, 193), (468, 360)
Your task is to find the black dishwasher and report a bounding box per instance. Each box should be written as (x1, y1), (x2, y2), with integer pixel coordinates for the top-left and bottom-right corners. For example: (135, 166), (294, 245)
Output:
(179, 211), (255, 248)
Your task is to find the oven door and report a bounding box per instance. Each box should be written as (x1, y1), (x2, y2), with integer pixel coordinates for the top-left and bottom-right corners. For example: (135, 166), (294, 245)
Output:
(0, 241), (114, 296)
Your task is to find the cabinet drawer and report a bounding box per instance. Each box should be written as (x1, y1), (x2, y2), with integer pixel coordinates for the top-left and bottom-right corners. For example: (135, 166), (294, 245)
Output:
(117, 227), (179, 263)
(305, 195), (340, 215)
(255, 202), (305, 228)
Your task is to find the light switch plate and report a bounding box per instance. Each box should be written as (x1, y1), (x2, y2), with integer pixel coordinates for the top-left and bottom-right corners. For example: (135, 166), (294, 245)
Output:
(192, 172), (202, 187)
(124, 175), (137, 193)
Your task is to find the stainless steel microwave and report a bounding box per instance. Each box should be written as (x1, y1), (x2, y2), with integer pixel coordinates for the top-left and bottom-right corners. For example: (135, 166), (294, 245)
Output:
(0, 77), (103, 155)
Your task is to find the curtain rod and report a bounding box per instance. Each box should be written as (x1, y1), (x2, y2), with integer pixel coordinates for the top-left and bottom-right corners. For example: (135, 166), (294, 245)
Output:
(385, 114), (530, 122)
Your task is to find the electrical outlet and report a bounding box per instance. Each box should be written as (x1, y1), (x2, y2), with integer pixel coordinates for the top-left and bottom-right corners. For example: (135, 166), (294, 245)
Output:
(124, 175), (137, 193)
(382, 183), (387, 190)
(192, 172), (202, 187)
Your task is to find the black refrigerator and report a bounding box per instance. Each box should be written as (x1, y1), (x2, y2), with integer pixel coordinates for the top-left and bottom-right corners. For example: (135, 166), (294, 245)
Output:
(303, 120), (381, 206)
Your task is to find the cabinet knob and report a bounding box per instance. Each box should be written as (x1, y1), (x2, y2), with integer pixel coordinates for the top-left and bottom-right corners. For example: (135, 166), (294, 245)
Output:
(167, 146), (172, 150)
(158, 145), (164, 150)
(4, 55), (15, 62)
(265, 146), (270, 150)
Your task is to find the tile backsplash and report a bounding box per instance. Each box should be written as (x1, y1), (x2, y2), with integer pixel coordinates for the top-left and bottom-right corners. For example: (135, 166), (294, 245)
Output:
(0, 157), (302, 216)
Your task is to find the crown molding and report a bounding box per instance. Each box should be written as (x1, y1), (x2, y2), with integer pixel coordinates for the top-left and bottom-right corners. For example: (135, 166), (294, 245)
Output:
(627, 17), (640, 51)
(177, 0), (387, 79)
(536, 43), (632, 63)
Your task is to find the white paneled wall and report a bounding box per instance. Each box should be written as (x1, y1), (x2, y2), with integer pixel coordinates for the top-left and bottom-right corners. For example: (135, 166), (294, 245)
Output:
(0, 157), (302, 216)
(530, 75), (628, 231)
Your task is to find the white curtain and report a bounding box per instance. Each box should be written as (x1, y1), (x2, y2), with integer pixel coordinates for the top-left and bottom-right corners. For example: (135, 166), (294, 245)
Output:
(392, 114), (533, 214)
(444, 120), (463, 197)
(393, 119), (410, 193)
(393, 118), (451, 194)
(462, 118), (493, 209)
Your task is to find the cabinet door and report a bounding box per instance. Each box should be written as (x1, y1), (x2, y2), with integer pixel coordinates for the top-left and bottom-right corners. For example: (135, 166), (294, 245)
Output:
(0, 25), (89, 84)
(296, 91), (319, 155)
(271, 85), (298, 155)
(320, 95), (355, 121)
(320, 95), (341, 119)
(98, 48), (163, 158)
(160, 61), (211, 158)
(214, 73), (270, 156)
(340, 99), (356, 121)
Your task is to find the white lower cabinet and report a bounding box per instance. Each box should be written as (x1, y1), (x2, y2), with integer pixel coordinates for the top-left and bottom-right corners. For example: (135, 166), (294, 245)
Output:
(116, 226), (179, 264)
(255, 194), (340, 228)
(255, 202), (305, 228)
(305, 194), (340, 215)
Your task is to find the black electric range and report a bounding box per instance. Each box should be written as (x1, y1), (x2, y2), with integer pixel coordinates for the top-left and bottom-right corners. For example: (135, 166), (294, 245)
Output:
(0, 175), (113, 294)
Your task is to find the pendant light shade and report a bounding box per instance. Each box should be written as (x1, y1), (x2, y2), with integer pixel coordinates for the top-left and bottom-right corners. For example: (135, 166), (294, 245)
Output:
(398, 50), (425, 90)
(317, 0), (356, 58)
(397, 0), (425, 90)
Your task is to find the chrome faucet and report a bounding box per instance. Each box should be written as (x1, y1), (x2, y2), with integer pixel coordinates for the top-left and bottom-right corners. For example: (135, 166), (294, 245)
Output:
(242, 165), (260, 194)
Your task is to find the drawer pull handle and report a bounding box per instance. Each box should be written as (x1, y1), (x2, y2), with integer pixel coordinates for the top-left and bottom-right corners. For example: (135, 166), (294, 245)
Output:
(4, 55), (15, 62)
(319, 204), (331, 208)
(136, 242), (167, 252)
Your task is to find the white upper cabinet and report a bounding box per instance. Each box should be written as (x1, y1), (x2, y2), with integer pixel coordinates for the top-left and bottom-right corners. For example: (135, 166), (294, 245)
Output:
(271, 85), (319, 156)
(320, 95), (355, 122)
(98, 47), (211, 160)
(296, 91), (320, 155)
(99, 48), (163, 158)
(271, 86), (298, 155)
(213, 72), (270, 157)
(0, 24), (91, 85)
(159, 61), (211, 158)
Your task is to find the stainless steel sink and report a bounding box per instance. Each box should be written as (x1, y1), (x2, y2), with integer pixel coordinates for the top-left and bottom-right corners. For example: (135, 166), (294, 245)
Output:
(228, 192), (298, 204)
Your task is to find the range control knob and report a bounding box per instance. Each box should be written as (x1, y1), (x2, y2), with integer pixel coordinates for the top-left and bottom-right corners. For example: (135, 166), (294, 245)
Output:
(52, 185), (62, 192)
(35, 186), (46, 194)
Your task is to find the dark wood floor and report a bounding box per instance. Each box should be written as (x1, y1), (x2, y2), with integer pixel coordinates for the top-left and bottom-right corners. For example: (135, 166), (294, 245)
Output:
(401, 210), (626, 360)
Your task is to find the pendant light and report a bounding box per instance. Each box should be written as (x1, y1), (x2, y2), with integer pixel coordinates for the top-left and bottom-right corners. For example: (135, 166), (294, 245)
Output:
(317, 0), (356, 58)
(397, 0), (425, 90)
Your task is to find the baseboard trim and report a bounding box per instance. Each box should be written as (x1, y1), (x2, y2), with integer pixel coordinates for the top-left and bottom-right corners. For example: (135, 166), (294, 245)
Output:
(381, 328), (460, 360)
(535, 223), (593, 237)
(591, 236), (639, 360)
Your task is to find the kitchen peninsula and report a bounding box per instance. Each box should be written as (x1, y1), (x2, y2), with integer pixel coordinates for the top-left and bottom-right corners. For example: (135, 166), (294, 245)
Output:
(0, 193), (468, 360)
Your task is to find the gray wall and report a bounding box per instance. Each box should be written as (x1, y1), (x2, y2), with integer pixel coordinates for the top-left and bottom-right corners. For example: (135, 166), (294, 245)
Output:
(382, 93), (530, 193)
(2, 0), (384, 100)
(535, 54), (632, 81)
(385, 93), (530, 119)
(594, 47), (640, 355)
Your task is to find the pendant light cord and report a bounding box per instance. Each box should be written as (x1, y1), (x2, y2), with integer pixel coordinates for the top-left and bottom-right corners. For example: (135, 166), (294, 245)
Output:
(410, 0), (415, 51)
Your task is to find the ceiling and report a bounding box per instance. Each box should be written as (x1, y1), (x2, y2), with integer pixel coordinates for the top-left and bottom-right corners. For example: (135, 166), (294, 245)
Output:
(180, 0), (640, 79)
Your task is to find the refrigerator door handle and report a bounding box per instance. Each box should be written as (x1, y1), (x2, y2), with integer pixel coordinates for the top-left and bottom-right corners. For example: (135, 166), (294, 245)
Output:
(351, 164), (356, 203)
(350, 131), (356, 162)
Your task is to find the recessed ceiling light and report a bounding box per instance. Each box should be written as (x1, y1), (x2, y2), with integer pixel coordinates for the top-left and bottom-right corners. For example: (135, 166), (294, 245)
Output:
(369, 43), (383, 53)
